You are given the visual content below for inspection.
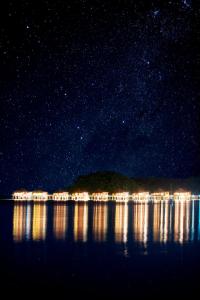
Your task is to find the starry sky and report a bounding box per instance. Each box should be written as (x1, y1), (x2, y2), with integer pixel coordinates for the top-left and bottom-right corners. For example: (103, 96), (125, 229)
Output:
(0, 0), (199, 194)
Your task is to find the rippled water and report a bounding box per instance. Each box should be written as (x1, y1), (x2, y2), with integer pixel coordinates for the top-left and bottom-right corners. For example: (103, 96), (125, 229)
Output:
(0, 201), (200, 296)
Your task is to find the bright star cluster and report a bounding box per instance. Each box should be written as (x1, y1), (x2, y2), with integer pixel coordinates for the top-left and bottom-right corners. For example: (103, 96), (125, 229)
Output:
(0, 0), (199, 194)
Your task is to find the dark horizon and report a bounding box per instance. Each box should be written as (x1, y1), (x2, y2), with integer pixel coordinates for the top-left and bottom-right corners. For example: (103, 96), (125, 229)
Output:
(0, 0), (200, 195)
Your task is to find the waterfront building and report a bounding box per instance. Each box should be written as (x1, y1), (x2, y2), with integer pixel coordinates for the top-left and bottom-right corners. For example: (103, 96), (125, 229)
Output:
(71, 192), (90, 201)
(52, 192), (69, 201)
(91, 192), (109, 202)
(112, 192), (129, 202)
(174, 191), (191, 201)
(13, 204), (32, 241)
(131, 192), (150, 202)
(12, 190), (32, 201)
(48, 194), (53, 200)
(151, 191), (170, 202)
(32, 191), (48, 201)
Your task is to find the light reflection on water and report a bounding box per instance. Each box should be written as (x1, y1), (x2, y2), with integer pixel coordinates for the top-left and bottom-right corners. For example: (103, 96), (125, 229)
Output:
(12, 201), (200, 245)
(115, 203), (128, 243)
(93, 203), (108, 242)
(53, 204), (67, 240)
(133, 202), (149, 244)
(32, 204), (47, 241)
(74, 203), (88, 242)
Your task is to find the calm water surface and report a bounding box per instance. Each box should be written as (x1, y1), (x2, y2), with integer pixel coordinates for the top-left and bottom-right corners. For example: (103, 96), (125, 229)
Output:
(0, 201), (200, 296)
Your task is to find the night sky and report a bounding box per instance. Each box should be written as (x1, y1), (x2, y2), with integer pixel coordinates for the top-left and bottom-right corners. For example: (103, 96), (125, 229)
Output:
(0, 0), (199, 195)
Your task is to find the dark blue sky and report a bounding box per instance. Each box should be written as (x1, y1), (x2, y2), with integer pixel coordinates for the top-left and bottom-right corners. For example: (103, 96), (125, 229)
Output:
(0, 0), (199, 194)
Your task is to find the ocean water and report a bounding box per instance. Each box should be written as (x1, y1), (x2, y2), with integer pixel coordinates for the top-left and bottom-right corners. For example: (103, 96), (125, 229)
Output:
(0, 201), (200, 297)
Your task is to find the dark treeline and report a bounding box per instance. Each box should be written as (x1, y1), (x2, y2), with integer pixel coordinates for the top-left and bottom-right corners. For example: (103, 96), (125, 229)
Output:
(67, 171), (200, 194)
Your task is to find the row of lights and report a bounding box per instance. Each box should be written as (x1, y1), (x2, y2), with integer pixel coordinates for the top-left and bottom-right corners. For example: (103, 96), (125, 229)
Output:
(12, 191), (195, 202)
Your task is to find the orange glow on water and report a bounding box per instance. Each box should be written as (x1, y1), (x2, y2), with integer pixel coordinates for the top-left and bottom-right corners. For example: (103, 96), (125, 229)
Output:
(159, 202), (173, 242)
(115, 203), (128, 243)
(74, 204), (88, 241)
(93, 204), (108, 241)
(133, 203), (149, 244)
(153, 204), (161, 242)
(13, 205), (27, 241)
(53, 205), (67, 239)
(174, 201), (191, 243)
(32, 204), (47, 241)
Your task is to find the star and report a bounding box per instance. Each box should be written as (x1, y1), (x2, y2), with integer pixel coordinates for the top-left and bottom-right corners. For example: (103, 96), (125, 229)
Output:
(182, 0), (192, 8)
(0, 0), (198, 195)
(152, 9), (160, 17)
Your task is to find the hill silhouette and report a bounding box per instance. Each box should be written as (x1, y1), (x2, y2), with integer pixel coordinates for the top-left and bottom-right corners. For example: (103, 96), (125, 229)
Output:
(67, 171), (200, 193)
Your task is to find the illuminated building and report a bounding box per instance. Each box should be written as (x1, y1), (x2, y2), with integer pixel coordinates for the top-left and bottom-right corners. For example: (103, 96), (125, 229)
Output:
(52, 192), (69, 201)
(12, 190), (32, 201)
(32, 191), (48, 201)
(91, 192), (109, 202)
(173, 191), (191, 201)
(112, 192), (129, 202)
(151, 191), (170, 202)
(71, 192), (90, 201)
(131, 192), (150, 202)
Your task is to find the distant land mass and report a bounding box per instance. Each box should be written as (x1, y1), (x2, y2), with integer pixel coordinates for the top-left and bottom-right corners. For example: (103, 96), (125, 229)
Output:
(67, 171), (200, 194)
